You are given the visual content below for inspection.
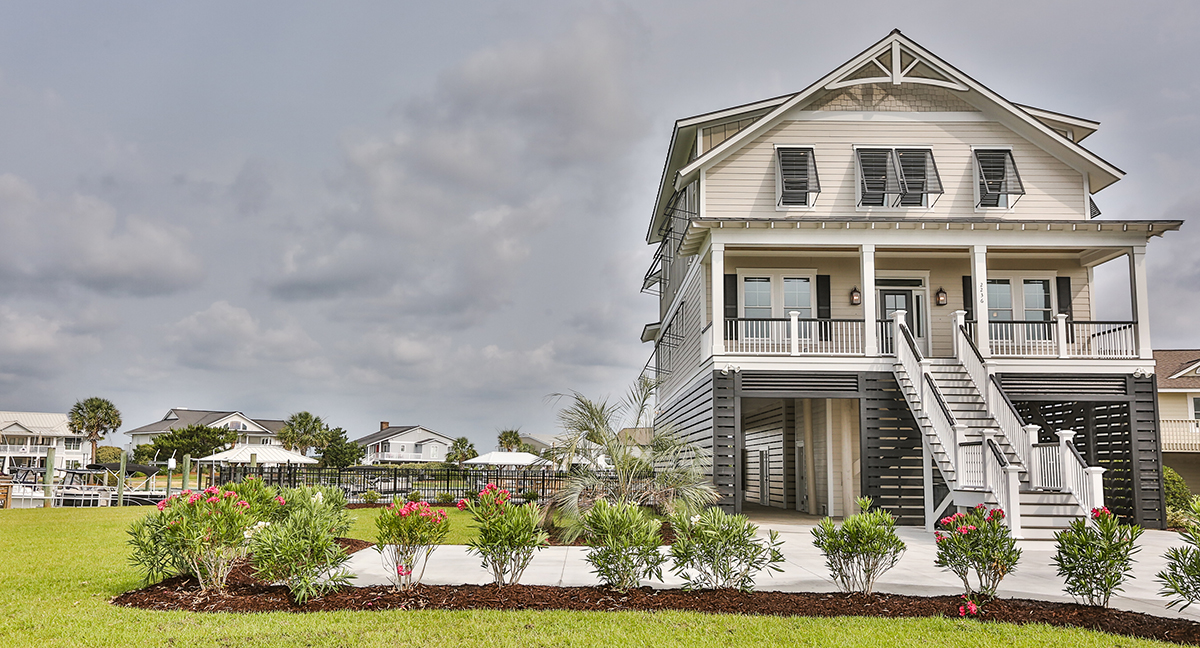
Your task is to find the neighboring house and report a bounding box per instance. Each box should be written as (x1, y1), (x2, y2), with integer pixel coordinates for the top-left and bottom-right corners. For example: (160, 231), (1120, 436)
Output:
(0, 411), (88, 472)
(1156, 350), (1200, 489)
(642, 30), (1179, 536)
(126, 409), (284, 451)
(356, 423), (452, 465)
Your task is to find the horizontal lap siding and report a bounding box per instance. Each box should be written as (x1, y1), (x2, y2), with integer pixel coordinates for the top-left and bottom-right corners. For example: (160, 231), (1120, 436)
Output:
(656, 371), (725, 507)
(861, 373), (926, 525)
(705, 120), (1085, 220)
(659, 269), (706, 401)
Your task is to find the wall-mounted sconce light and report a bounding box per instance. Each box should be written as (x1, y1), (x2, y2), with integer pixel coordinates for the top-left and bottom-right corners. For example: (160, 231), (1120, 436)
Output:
(935, 287), (948, 306)
(850, 286), (862, 306)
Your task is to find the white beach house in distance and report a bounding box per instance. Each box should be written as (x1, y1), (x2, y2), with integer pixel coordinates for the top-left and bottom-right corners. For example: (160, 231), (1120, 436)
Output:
(0, 411), (89, 472)
(355, 423), (453, 465)
(126, 409), (286, 449)
(641, 30), (1181, 537)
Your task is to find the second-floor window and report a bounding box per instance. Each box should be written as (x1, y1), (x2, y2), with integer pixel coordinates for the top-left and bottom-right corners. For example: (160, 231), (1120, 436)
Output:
(856, 148), (943, 208)
(775, 146), (820, 207)
(63, 438), (81, 450)
(974, 149), (1025, 209)
(1193, 397), (1200, 419)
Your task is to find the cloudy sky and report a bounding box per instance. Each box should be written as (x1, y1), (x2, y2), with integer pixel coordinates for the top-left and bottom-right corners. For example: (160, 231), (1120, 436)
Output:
(0, 1), (1196, 449)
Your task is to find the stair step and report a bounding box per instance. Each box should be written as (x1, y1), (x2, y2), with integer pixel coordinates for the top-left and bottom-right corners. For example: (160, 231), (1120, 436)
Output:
(1022, 504), (1086, 516)
(1022, 514), (1087, 527)
(1019, 490), (1077, 504)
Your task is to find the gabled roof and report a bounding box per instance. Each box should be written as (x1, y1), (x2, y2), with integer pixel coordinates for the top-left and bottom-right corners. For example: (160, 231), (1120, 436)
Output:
(648, 29), (1125, 244)
(0, 411), (72, 436)
(126, 409), (278, 435)
(1156, 350), (1200, 390)
(353, 425), (453, 447)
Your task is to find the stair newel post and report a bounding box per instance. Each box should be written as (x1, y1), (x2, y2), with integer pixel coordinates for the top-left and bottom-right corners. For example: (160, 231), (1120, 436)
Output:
(1055, 313), (1069, 358)
(1057, 429), (1076, 495)
(1004, 463), (1023, 539)
(981, 430), (995, 492)
(953, 423), (968, 482)
(789, 310), (800, 356)
(1085, 466), (1106, 513)
(951, 310), (967, 360)
(1022, 424), (1040, 478)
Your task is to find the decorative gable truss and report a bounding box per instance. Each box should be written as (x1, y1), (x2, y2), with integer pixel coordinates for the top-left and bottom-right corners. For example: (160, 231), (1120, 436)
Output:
(826, 40), (968, 92)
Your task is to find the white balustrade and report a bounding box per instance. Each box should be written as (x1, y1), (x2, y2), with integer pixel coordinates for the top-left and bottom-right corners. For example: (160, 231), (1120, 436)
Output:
(1030, 443), (1062, 490)
(988, 320), (1058, 357)
(959, 443), (984, 489)
(723, 318), (865, 355)
(0, 445), (50, 456)
(1065, 321), (1138, 359)
(1162, 419), (1200, 452)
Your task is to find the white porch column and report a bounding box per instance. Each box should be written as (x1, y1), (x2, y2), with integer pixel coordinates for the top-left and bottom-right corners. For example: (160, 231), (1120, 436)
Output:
(1129, 246), (1154, 360)
(861, 244), (877, 356)
(971, 245), (991, 358)
(711, 243), (725, 356)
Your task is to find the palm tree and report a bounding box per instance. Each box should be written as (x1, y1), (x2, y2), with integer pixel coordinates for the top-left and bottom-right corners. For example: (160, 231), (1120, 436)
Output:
(497, 428), (522, 452)
(447, 436), (478, 469)
(548, 374), (717, 536)
(278, 411), (329, 455)
(68, 397), (122, 465)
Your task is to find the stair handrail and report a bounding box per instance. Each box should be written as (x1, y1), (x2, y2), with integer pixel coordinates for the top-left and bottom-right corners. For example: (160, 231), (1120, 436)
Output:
(987, 437), (1023, 538)
(892, 312), (960, 485)
(922, 372), (962, 479)
(1058, 430), (1104, 515)
(987, 375), (1033, 467)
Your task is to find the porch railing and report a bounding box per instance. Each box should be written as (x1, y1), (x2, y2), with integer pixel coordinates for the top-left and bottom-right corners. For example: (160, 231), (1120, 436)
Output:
(723, 318), (865, 355)
(988, 320), (1057, 357)
(1162, 419), (1200, 452)
(1029, 443), (1062, 490)
(1065, 321), (1138, 359)
(877, 319), (895, 356)
(366, 452), (435, 464)
(959, 442), (984, 489)
(0, 445), (50, 456)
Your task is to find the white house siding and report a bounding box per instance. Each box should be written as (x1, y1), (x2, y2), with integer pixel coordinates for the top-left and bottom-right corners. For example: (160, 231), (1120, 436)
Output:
(742, 398), (786, 507)
(659, 266), (706, 398)
(704, 119), (1087, 221)
(810, 398), (829, 516)
(1160, 393), (1193, 419)
(826, 398), (862, 518)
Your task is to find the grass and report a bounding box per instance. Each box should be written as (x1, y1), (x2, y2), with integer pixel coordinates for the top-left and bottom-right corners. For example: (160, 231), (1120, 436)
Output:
(0, 506), (1184, 648)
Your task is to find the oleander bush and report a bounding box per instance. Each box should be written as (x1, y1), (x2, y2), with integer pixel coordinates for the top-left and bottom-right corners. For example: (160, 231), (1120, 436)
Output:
(1159, 496), (1200, 609)
(1053, 506), (1142, 607)
(811, 497), (906, 595)
(128, 486), (276, 591)
(668, 507), (784, 591)
(581, 499), (665, 591)
(934, 505), (1021, 603)
(374, 498), (451, 591)
(465, 484), (549, 587)
(251, 488), (355, 603)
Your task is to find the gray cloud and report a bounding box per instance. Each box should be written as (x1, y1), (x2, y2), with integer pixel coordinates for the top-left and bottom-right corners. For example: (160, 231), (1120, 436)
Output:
(167, 301), (323, 372)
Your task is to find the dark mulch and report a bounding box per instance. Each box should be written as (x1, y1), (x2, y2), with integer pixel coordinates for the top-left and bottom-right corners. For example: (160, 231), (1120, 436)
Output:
(111, 578), (1200, 645)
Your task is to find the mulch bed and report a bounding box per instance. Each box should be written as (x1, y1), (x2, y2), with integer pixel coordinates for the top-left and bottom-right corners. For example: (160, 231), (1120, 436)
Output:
(113, 569), (1200, 646)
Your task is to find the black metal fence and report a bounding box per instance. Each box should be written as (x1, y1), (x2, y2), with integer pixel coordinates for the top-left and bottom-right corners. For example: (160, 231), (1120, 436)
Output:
(211, 465), (572, 504)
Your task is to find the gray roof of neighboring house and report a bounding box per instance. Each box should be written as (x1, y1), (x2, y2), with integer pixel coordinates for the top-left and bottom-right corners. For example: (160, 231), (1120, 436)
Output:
(1156, 350), (1200, 390)
(126, 409), (283, 435)
(353, 425), (453, 448)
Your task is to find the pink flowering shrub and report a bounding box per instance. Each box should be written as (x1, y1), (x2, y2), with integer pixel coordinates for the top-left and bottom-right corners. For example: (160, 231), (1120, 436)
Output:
(374, 498), (451, 591)
(958, 595), (980, 617)
(129, 486), (275, 591)
(934, 505), (1021, 602)
(1053, 506), (1142, 607)
(465, 484), (549, 587)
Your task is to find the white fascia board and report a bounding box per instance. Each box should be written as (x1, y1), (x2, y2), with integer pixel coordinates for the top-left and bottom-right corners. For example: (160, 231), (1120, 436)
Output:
(212, 412), (269, 433)
(1159, 388), (1200, 393)
(704, 222), (1175, 249)
(1168, 361), (1200, 380)
(1013, 104), (1100, 141)
(675, 96), (791, 128)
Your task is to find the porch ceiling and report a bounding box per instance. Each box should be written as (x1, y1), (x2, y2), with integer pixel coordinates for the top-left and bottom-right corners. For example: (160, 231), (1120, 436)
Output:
(680, 218), (1182, 257)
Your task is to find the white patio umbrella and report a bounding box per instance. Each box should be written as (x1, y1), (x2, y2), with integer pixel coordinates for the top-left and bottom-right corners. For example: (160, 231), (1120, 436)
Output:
(197, 445), (317, 466)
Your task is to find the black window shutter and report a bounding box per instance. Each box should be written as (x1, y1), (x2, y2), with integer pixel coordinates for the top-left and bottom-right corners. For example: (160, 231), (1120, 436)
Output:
(962, 275), (974, 321)
(724, 275), (738, 319)
(817, 275), (831, 341)
(1056, 277), (1072, 318)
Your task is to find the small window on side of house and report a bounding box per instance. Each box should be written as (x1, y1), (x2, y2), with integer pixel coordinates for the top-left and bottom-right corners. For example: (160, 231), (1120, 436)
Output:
(975, 149), (1025, 209)
(776, 147), (820, 208)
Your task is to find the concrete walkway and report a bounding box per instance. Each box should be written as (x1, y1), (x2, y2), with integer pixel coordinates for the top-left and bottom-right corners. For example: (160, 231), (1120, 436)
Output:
(345, 520), (1200, 621)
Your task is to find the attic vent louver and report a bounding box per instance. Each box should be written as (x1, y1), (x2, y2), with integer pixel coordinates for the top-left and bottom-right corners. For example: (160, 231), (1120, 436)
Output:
(1089, 198), (1102, 219)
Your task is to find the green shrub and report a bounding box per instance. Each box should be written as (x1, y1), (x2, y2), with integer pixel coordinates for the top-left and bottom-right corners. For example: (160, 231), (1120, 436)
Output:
(434, 491), (456, 505)
(276, 486), (349, 532)
(581, 500), (666, 591)
(374, 498), (451, 591)
(1053, 506), (1142, 607)
(406, 490), (423, 503)
(520, 489), (539, 503)
(226, 477), (288, 521)
(1159, 496), (1200, 609)
(465, 484), (548, 587)
(128, 486), (269, 591)
(1165, 467), (1192, 511)
(250, 493), (354, 604)
(811, 497), (906, 595)
(668, 507), (784, 591)
(934, 505), (1021, 602)
(1169, 506), (1192, 529)
(361, 490), (381, 505)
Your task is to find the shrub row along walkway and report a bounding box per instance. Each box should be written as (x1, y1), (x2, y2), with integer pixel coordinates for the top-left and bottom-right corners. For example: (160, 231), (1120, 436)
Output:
(344, 520), (1200, 621)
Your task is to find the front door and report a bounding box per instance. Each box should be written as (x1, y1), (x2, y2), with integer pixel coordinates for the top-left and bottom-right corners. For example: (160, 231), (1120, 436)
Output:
(880, 289), (927, 353)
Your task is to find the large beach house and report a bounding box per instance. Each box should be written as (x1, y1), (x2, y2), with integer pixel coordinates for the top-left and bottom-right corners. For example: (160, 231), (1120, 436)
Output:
(642, 31), (1181, 536)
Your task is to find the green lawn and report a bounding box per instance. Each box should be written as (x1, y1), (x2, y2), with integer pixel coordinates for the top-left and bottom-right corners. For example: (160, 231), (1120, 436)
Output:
(0, 506), (1182, 647)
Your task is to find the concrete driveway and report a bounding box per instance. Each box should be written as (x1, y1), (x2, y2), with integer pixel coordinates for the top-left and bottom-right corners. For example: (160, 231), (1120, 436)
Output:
(344, 518), (1200, 621)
